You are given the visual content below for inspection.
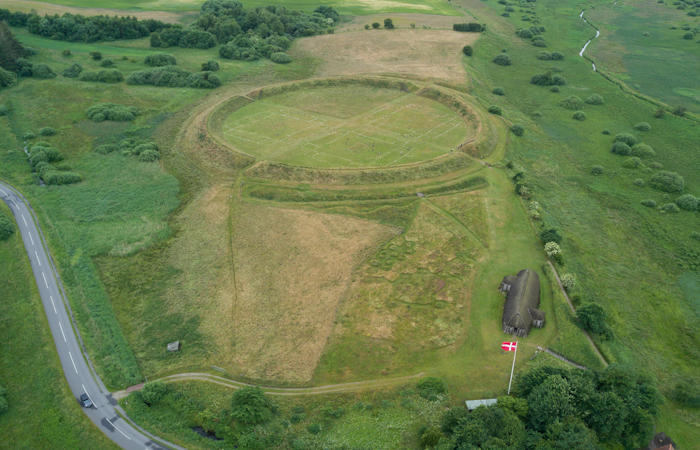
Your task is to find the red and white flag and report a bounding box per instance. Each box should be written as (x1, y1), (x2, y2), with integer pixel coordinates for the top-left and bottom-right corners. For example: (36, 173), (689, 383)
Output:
(501, 341), (517, 351)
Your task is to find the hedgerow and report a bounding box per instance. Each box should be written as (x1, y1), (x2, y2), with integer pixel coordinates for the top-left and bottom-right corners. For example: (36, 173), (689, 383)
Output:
(126, 66), (220, 88)
(86, 103), (139, 122)
(453, 23), (486, 32)
(79, 69), (124, 83)
(144, 53), (176, 67)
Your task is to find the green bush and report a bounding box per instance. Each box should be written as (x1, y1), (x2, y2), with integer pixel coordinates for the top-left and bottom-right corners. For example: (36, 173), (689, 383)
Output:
(62, 63), (83, 78)
(86, 103), (139, 122)
(540, 228), (562, 244)
(231, 387), (276, 425)
(144, 53), (176, 67)
(42, 170), (82, 185)
(141, 381), (168, 406)
(633, 121), (651, 131)
(590, 165), (604, 175)
(89, 51), (102, 60)
(270, 52), (292, 64)
(0, 212), (15, 241)
(99, 59), (114, 67)
(417, 377), (447, 400)
(576, 303), (612, 339)
(511, 124), (525, 136)
(622, 157), (642, 169)
(585, 94), (604, 105)
(649, 171), (684, 193)
(201, 60), (219, 71)
(0, 105), (8, 116)
(94, 144), (118, 154)
(613, 133), (638, 146)
(602, 129), (611, 135)
(560, 95), (584, 110)
(372, 22), (380, 29)
(126, 66), (220, 88)
(492, 87), (505, 96)
(572, 111), (586, 121)
(660, 203), (680, 213)
(307, 423), (321, 434)
(138, 149), (160, 162)
(32, 64), (56, 79)
(675, 194), (698, 211)
(493, 54), (512, 65)
(550, 86), (560, 93)
(633, 178), (645, 186)
(630, 143), (655, 158)
(22, 131), (35, 140)
(648, 162), (663, 169)
(611, 142), (632, 155)
(462, 45), (473, 56)
(670, 380), (700, 408)
(38, 126), (56, 136)
(384, 18), (394, 29)
(536, 51), (553, 60)
(79, 69), (124, 83)
(641, 199), (657, 207)
(530, 72), (566, 86)
(62, 49), (71, 57)
(488, 105), (502, 115)
(453, 23), (486, 32)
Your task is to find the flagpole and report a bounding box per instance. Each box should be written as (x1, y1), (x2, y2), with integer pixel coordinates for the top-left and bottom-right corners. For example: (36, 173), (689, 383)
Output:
(507, 340), (518, 395)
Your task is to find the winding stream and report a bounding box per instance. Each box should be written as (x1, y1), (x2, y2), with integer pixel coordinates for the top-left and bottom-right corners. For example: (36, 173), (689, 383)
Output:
(578, 10), (600, 71)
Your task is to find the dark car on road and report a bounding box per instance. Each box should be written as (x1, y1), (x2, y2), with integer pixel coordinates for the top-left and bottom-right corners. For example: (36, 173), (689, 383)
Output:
(79, 393), (93, 408)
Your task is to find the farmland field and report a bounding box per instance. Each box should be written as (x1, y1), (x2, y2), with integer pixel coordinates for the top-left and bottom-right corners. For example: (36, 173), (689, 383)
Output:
(217, 85), (475, 168)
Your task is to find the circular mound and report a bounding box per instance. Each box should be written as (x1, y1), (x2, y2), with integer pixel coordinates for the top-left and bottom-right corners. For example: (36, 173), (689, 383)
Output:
(212, 83), (476, 168)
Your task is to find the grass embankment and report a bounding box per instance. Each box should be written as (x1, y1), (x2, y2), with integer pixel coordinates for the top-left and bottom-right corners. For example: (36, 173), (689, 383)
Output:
(456, 0), (699, 442)
(0, 203), (116, 449)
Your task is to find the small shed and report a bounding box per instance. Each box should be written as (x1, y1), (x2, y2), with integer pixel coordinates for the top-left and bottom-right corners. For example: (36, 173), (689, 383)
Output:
(464, 398), (498, 411)
(499, 269), (544, 337)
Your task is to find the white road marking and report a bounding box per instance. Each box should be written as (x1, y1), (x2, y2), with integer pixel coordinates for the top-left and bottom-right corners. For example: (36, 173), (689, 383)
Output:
(59, 321), (67, 342)
(0, 188), (6, 195)
(35, 250), (41, 266)
(50, 295), (57, 314)
(68, 351), (79, 374)
(21, 214), (27, 226)
(28, 231), (34, 246)
(106, 418), (132, 440)
(42, 272), (49, 288)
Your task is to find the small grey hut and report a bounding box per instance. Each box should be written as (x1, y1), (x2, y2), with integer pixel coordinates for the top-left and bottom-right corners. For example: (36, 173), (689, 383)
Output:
(499, 269), (544, 337)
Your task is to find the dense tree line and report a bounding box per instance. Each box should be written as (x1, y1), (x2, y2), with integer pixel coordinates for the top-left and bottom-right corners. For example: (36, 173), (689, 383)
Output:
(0, 8), (168, 42)
(437, 364), (660, 449)
(126, 66), (221, 88)
(151, 0), (338, 61)
(0, 21), (27, 72)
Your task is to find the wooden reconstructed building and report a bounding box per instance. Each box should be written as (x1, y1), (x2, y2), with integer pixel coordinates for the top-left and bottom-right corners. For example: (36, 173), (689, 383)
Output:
(499, 269), (544, 337)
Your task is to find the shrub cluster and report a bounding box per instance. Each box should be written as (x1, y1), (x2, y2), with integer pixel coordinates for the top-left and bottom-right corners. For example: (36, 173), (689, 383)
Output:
(0, 67), (16, 88)
(675, 194), (698, 211)
(572, 111), (586, 121)
(97, 138), (161, 162)
(270, 52), (292, 64)
(28, 143), (81, 185)
(219, 34), (291, 61)
(417, 377), (447, 400)
(62, 62), (82, 78)
(0, 211), (14, 241)
(201, 60), (219, 71)
(0, 9), (168, 42)
(492, 53), (512, 66)
(86, 103), (139, 122)
(144, 53), (176, 67)
(126, 66), (220, 88)
(649, 170), (685, 193)
(536, 50), (564, 60)
(585, 94), (604, 105)
(530, 71), (566, 86)
(560, 95), (584, 110)
(630, 143), (655, 158)
(453, 23), (486, 32)
(622, 157), (643, 169)
(79, 69), (124, 83)
(576, 303), (613, 339)
(0, 21), (28, 73)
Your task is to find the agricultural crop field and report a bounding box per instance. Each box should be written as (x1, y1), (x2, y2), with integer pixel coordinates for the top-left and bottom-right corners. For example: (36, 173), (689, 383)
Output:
(217, 85), (473, 167)
(1, 0), (698, 448)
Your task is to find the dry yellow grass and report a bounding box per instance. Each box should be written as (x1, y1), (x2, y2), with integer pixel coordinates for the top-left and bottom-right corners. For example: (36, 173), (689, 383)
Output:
(338, 13), (465, 32)
(230, 203), (397, 383)
(292, 29), (478, 81)
(0, 0), (185, 22)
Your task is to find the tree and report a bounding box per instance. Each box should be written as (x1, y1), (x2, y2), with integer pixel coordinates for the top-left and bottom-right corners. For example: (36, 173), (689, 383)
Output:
(497, 395), (528, 419)
(453, 406), (526, 448)
(230, 387), (276, 425)
(576, 303), (611, 338)
(544, 241), (561, 260)
(383, 18), (394, 29)
(140, 381), (168, 406)
(527, 375), (574, 431)
(0, 21), (27, 72)
(561, 273), (576, 291)
(545, 418), (598, 449)
(372, 22), (380, 29)
(462, 45), (473, 56)
(0, 212), (14, 240)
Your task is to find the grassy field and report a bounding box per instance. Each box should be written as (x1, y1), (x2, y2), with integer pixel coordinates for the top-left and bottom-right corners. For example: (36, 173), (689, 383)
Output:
(0, 203), (117, 449)
(218, 85), (473, 168)
(586, 0), (700, 114)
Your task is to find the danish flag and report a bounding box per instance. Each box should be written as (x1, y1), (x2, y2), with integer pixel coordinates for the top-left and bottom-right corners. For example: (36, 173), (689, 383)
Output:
(501, 341), (517, 351)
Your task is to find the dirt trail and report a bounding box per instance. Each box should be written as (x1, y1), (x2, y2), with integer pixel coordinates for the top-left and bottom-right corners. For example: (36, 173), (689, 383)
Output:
(547, 261), (609, 367)
(113, 371), (426, 400)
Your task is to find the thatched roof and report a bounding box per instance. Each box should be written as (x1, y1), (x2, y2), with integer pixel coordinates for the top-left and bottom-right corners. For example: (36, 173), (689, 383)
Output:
(501, 269), (542, 334)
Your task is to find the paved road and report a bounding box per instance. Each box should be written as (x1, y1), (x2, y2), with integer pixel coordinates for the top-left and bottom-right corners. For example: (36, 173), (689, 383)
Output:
(0, 181), (183, 450)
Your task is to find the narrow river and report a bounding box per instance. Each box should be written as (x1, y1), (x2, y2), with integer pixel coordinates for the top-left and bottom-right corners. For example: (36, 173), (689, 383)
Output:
(578, 10), (600, 71)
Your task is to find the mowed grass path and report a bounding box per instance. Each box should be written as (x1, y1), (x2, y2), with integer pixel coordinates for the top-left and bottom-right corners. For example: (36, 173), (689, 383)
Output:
(221, 86), (472, 168)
